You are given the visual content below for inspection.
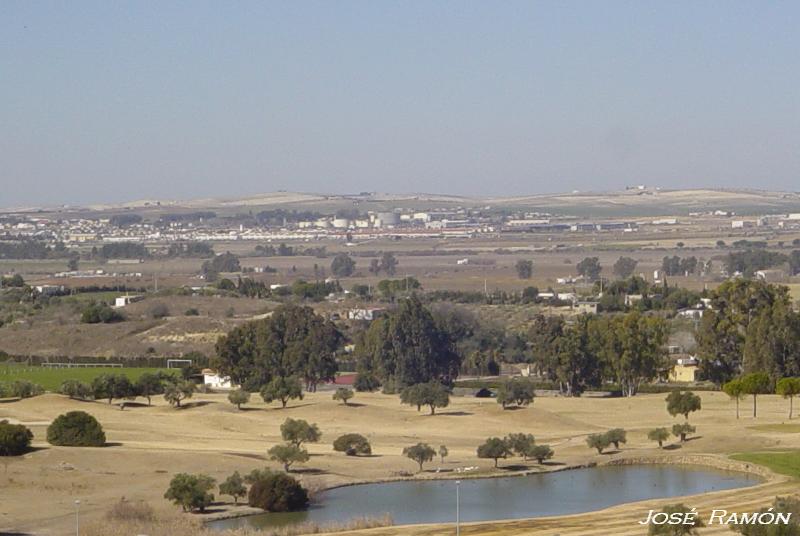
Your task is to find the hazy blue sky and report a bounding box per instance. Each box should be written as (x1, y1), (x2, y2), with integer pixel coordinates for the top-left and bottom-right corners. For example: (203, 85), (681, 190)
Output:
(2, 1), (798, 206)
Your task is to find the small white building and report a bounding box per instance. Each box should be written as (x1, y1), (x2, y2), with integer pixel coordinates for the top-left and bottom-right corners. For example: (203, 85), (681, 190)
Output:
(114, 295), (144, 308)
(202, 369), (233, 390)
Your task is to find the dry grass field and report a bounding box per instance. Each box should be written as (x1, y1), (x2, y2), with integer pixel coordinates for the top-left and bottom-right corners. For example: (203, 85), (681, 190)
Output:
(2, 389), (798, 536)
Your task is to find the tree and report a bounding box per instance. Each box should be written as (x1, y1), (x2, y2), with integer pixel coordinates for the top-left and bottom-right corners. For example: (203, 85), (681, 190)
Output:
(730, 496), (800, 536)
(0, 420), (33, 456)
(46, 411), (105, 447)
(613, 257), (638, 279)
(280, 418), (321, 447)
(214, 304), (342, 391)
(403, 443), (436, 472)
(247, 471), (309, 512)
(505, 433), (536, 461)
(91, 374), (135, 405)
(553, 316), (603, 396)
(81, 302), (125, 324)
(332, 387), (354, 406)
(333, 434), (372, 456)
(355, 295), (460, 387)
(576, 257), (602, 281)
(599, 312), (668, 397)
(696, 280), (788, 385)
(647, 503), (704, 535)
(439, 445), (448, 464)
(330, 253), (356, 277)
(496, 378), (536, 409)
(136, 373), (164, 406)
(477, 437), (511, 468)
(268, 443), (309, 472)
(586, 433), (611, 454)
(672, 423), (695, 442)
(380, 252), (398, 276)
(163, 380), (195, 408)
(59, 380), (93, 401)
(647, 428), (670, 448)
(776, 377), (800, 419)
(400, 382), (450, 415)
(164, 473), (215, 513)
(228, 388), (250, 410)
(219, 471), (247, 504)
(722, 379), (746, 419)
(261, 376), (303, 408)
(530, 444), (554, 464)
(665, 391), (702, 420)
(515, 259), (533, 279)
(606, 428), (627, 449)
(740, 372), (772, 418)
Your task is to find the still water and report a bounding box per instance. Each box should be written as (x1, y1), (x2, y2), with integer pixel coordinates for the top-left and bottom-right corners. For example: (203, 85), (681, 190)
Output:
(208, 465), (759, 530)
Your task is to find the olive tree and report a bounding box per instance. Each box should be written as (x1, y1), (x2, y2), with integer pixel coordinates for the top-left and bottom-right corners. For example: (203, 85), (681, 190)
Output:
(402, 443), (436, 472)
(505, 433), (535, 461)
(672, 423), (696, 442)
(260, 376), (303, 408)
(606, 428), (627, 449)
(164, 473), (215, 512)
(647, 428), (670, 448)
(665, 391), (701, 420)
(268, 444), (309, 472)
(228, 389), (250, 410)
(496, 378), (536, 409)
(333, 434), (372, 456)
(59, 380), (93, 401)
(586, 433), (611, 454)
(219, 471), (247, 504)
(280, 418), (321, 447)
(400, 382), (450, 415)
(164, 380), (195, 408)
(530, 444), (554, 464)
(477, 437), (511, 468)
(332, 387), (354, 406)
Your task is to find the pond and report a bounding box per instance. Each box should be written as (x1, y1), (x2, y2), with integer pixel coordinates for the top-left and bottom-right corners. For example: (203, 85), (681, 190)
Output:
(208, 465), (759, 531)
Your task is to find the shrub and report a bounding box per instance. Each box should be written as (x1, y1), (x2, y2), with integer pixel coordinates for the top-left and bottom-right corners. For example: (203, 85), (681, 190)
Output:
(164, 473), (215, 513)
(47, 411), (106, 446)
(354, 372), (380, 392)
(247, 471), (309, 512)
(10, 380), (44, 399)
(332, 387), (354, 405)
(149, 302), (170, 319)
(81, 302), (124, 324)
(184, 308), (200, 316)
(105, 499), (156, 522)
(333, 433), (372, 456)
(0, 419), (33, 456)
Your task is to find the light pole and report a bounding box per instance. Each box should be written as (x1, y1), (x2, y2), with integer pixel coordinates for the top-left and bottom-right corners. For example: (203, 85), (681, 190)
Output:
(74, 499), (80, 536)
(455, 480), (461, 536)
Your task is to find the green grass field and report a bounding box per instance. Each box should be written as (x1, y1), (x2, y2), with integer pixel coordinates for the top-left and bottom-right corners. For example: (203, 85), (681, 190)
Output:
(731, 451), (800, 479)
(0, 364), (171, 391)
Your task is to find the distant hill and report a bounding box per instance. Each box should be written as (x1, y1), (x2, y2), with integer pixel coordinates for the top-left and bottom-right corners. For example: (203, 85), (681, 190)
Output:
(6, 188), (800, 218)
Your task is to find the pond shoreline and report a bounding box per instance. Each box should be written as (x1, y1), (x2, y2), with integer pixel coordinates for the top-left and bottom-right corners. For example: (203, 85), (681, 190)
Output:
(201, 453), (772, 525)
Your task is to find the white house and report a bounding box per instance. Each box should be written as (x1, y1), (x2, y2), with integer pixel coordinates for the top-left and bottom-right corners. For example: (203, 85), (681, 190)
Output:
(114, 295), (144, 308)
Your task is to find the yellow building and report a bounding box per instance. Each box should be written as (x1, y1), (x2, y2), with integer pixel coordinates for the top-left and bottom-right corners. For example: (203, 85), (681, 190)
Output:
(669, 356), (700, 383)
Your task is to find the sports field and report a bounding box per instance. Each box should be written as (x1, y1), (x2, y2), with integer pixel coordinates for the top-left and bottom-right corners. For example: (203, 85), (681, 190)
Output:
(0, 363), (171, 391)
